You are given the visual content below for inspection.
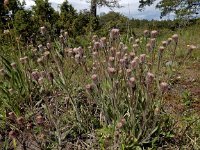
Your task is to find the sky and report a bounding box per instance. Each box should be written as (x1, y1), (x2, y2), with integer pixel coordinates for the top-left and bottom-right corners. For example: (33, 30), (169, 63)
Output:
(23, 0), (174, 20)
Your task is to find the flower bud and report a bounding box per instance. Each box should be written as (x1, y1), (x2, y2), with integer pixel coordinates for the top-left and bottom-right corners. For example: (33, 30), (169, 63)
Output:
(128, 77), (136, 88)
(36, 115), (44, 125)
(187, 45), (197, 53)
(91, 74), (99, 85)
(140, 54), (146, 63)
(110, 28), (120, 40)
(144, 30), (149, 37)
(146, 72), (154, 86)
(162, 41), (168, 47)
(151, 30), (158, 38)
(126, 69), (132, 78)
(8, 112), (16, 120)
(146, 43), (152, 52)
(108, 56), (115, 67)
(150, 38), (156, 48)
(31, 71), (40, 81)
(159, 46), (165, 54)
(93, 42), (101, 51)
(20, 56), (28, 65)
(172, 34), (178, 43)
(40, 26), (45, 35)
(16, 116), (25, 125)
(46, 42), (51, 50)
(160, 82), (168, 93)
(9, 130), (17, 139)
(11, 62), (17, 70)
(107, 67), (116, 78)
(85, 84), (94, 94)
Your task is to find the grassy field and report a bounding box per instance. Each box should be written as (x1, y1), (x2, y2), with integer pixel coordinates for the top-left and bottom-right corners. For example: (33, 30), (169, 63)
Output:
(0, 22), (199, 149)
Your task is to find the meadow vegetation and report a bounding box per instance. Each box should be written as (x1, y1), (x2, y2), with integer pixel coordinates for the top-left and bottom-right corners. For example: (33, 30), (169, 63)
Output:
(0, 0), (200, 149)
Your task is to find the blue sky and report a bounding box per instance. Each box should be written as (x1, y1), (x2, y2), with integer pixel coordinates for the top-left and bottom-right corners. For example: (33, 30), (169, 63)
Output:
(23, 0), (174, 20)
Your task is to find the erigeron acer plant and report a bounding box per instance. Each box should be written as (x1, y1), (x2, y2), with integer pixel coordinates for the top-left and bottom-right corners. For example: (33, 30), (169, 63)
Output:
(85, 29), (182, 148)
(0, 25), (197, 149)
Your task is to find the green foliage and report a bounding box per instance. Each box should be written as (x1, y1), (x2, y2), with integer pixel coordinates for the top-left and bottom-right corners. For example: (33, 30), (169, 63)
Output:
(13, 9), (33, 41)
(139, 0), (200, 19)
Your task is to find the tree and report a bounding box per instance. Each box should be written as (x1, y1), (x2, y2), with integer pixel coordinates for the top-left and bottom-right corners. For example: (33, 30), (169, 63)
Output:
(0, 0), (24, 29)
(89, 0), (120, 17)
(32, 0), (58, 26)
(139, 0), (200, 19)
(14, 9), (33, 41)
(56, 0), (77, 34)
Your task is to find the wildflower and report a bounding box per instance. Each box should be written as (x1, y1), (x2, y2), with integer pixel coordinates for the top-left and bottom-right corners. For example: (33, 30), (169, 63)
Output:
(64, 31), (68, 38)
(37, 57), (44, 65)
(43, 51), (50, 60)
(3, 29), (9, 34)
(9, 130), (17, 139)
(27, 123), (33, 130)
(60, 29), (64, 35)
(144, 30), (149, 37)
(0, 69), (5, 76)
(8, 112), (16, 121)
(38, 77), (44, 85)
(11, 62), (17, 70)
(150, 38), (156, 48)
(36, 115), (44, 125)
(38, 44), (43, 51)
(85, 84), (94, 94)
(75, 54), (81, 63)
(4, 0), (9, 6)
(8, 88), (14, 94)
(126, 69), (132, 78)
(132, 44), (139, 53)
(92, 51), (98, 60)
(20, 56), (28, 65)
(119, 42), (124, 50)
(146, 43), (152, 52)
(131, 59), (138, 69)
(146, 72), (154, 86)
(154, 107), (160, 115)
(108, 56), (115, 67)
(91, 74), (99, 85)
(31, 71), (40, 81)
(151, 30), (158, 38)
(167, 38), (172, 45)
(93, 42), (101, 51)
(107, 67), (116, 78)
(160, 82), (168, 93)
(129, 52), (135, 60)
(140, 54), (146, 63)
(159, 46), (165, 54)
(46, 42), (51, 50)
(110, 47), (116, 56)
(116, 51), (121, 60)
(128, 77), (136, 88)
(162, 41), (168, 47)
(187, 45), (197, 53)
(92, 35), (98, 42)
(100, 37), (107, 48)
(47, 72), (54, 83)
(110, 28), (120, 40)
(16, 116), (25, 125)
(172, 34), (178, 43)
(77, 46), (84, 56)
(40, 26), (45, 35)
(129, 37), (134, 43)
(135, 39), (140, 44)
